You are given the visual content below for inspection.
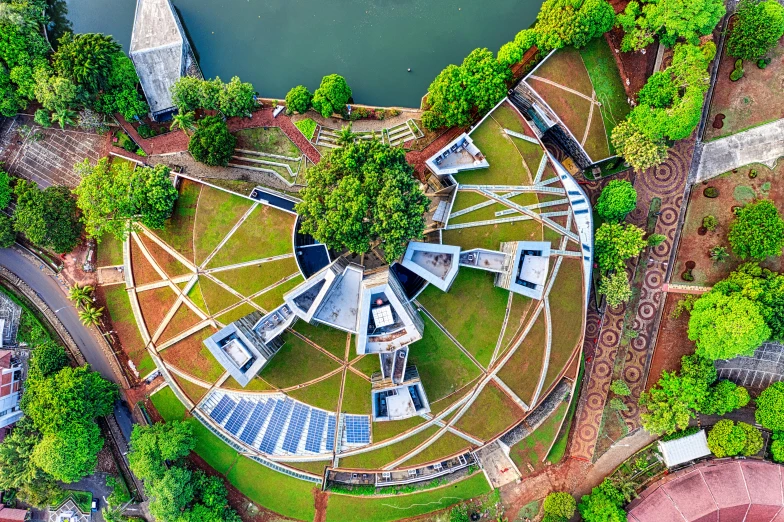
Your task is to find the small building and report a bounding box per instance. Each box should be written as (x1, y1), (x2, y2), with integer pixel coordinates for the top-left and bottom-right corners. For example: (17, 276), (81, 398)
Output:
(400, 242), (460, 292)
(425, 133), (489, 176)
(203, 313), (282, 387)
(129, 0), (201, 121)
(0, 504), (29, 522)
(0, 292), (21, 347)
(0, 350), (23, 430)
(659, 430), (711, 468)
(371, 366), (430, 421)
(47, 497), (88, 522)
(495, 241), (551, 300)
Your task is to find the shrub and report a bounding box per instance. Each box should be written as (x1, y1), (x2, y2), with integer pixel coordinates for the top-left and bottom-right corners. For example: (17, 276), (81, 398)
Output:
(647, 233), (666, 247)
(285, 85), (313, 115)
(758, 58), (770, 68)
(707, 419), (746, 457)
(136, 124), (155, 139)
(749, 168), (758, 178)
(771, 431), (784, 462)
(34, 109), (52, 128)
(312, 74), (352, 118)
(730, 59), (745, 81)
(187, 116), (236, 167)
(728, 200), (784, 260)
(609, 397), (629, 411)
(596, 180), (637, 222)
(702, 379), (750, 415)
(116, 132), (138, 153)
(727, 0), (784, 60)
(703, 187), (719, 198)
(616, 0), (725, 51)
(702, 215), (718, 230)
(543, 492), (577, 520)
(682, 269), (695, 281)
(595, 222), (647, 272)
(294, 118), (317, 141)
(756, 381), (784, 430)
(611, 380), (631, 396)
(599, 271), (632, 307)
(709, 245), (729, 263)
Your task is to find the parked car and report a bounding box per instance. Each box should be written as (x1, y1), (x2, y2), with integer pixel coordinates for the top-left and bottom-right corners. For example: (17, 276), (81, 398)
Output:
(91, 498), (98, 512)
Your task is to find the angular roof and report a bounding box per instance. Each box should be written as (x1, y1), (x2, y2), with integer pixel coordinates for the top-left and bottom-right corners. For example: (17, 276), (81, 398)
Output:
(401, 242), (461, 292)
(0, 505), (27, 522)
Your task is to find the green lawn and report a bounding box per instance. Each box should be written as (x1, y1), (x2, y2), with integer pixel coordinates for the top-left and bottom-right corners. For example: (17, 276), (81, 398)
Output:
(496, 311), (546, 405)
(160, 326), (224, 383)
(449, 192), (539, 226)
(185, 279), (207, 314)
(102, 285), (154, 375)
(443, 218), (542, 252)
(288, 372), (343, 412)
(417, 269), (509, 368)
(340, 371), (371, 415)
(96, 232), (123, 267)
(207, 205), (295, 268)
(454, 383), (523, 441)
(222, 375), (276, 391)
(407, 314), (481, 402)
(509, 400), (568, 474)
(403, 432), (470, 467)
(193, 186), (254, 265)
(488, 102), (526, 134)
(253, 275), (303, 312)
(294, 319), (348, 360)
(198, 276), (241, 315)
(449, 191), (489, 213)
(498, 293), (534, 355)
(158, 303), (202, 344)
(542, 259), (584, 393)
(337, 426), (439, 469)
(260, 332), (340, 389)
(214, 256), (299, 297)
(173, 374), (208, 404)
(294, 119), (318, 141)
(350, 355), (381, 378)
(235, 127), (301, 158)
(454, 117), (528, 186)
(154, 179), (201, 261)
(139, 234), (192, 278)
(430, 381), (477, 415)
(215, 303), (258, 325)
(548, 364), (582, 465)
(372, 416), (427, 442)
(324, 472), (491, 522)
(579, 37), (631, 155)
(151, 386), (318, 521)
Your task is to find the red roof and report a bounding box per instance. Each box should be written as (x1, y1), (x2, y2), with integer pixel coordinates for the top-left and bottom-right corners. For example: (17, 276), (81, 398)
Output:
(0, 351), (12, 370)
(628, 460), (784, 522)
(0, 504), (28, 521)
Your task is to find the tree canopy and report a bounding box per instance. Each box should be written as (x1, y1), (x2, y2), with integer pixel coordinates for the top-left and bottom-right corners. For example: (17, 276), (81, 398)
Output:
(596, 180), (637, 222)
(617, 0), (725, 51)
(756, 381), (784, 430)
(187, 115), (237, 167)
(594, 222), (647, 272)
(296, 139), (428, 262)
(74, 158), (178, 240)
(707, 420), (763, 457)
(578, 479), (629, 522)
(727, 0), (784, 60)
(544, 492), (577, 520)
(13, 180), (82, 253)
(599, 271), (632, 307)
(728, 200), (784, 260)
(128, 422), (194, 482)
(535, 0), (616, 51)
(285, 85), (313, 114)
(171, 76), (256, 117)
(312, 74), (352, 118)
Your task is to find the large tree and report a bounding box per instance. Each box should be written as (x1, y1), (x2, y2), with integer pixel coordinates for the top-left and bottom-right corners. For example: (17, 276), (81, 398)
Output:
(578, 479), (628, 522)
(756, 381), (784, 430)
(596, 180), (637, 223)
(128, 422), (194, 482)
(610, 120), (669, 172)
(535, 0), (616, 51)
(296, 139), (427, 262)
(312, 74), (352, 118)
(616, 0), (725, 51)
(688, 291), (770, 360)
(594, 222), (647, 272)
(32, 422), (103, 483)
(727, 0), (784, 60)
(74, 158), (178, 240)
(13, 180), (82, 253)
(52, 33), (121, 93)
(0, 417), (60, 506)
(707, 420), (763, 457)
(187, 115), (236, 167)
(285, 85), (313, 115)
(728, 200), (784, 260)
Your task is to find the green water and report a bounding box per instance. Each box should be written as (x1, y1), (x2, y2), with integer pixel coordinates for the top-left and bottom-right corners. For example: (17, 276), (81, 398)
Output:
(57, 0), (543, 107)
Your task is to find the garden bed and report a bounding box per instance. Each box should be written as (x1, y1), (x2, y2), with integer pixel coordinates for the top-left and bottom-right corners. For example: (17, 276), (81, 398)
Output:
(646, 293), (695, 390)
(159, 326), (224, 382)
(97, 285), (153, 376)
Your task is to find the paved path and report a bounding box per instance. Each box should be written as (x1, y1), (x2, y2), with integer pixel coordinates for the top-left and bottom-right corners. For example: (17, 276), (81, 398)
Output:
(696, 118), (784, 182)
(569, 138), (695, 461)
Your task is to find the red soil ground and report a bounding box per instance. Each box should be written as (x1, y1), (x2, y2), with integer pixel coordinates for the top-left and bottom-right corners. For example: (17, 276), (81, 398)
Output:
(604, 27), (658, 101)
(646, 293), (695, 390)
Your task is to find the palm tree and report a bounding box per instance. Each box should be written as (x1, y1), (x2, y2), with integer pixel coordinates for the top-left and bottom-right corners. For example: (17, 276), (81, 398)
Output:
(336, 124), (356, 147)
(170, 111), (196, 135)
(68, 284), (94, 308)
(78, 304), (104, 327)
(51, 107), (77, 129)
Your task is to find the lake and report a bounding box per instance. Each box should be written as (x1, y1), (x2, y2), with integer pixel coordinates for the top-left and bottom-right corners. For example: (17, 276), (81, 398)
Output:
(56, 0), (543, 108)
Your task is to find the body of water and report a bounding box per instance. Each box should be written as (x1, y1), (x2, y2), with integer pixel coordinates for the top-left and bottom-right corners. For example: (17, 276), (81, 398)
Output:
(58, 0), (543, 108)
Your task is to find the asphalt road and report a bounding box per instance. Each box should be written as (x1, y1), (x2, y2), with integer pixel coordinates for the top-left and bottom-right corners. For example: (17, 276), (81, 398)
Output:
(0, 247), (134, 440)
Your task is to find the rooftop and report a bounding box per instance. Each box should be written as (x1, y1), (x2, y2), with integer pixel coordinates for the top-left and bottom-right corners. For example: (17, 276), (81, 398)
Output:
(372, 380), (430, 421)
(496, 241), (552, 300)
(658, 430), (711, 468)
(313, 263), (364, 333)
(401, 242), (461, 292)
(426, 133), (489, 176)
(459, 248), (510, 273)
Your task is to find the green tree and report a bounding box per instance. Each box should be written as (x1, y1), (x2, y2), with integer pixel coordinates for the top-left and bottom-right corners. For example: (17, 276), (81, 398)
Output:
(0, 417), (60, 506)
(535, 0), (616, 51)
(727, 0), (784, 60)
(728, 200), (784, 260)
(28, 340), (68, 379)
(169, 111), (196, 135)
(218, 76), (256, 117)
(147, 466), (194, 522)
(460, 48), (510, 114)
(611, 379), (631, 396)
(52, 32), (121, 93)
(599, 271), (632, 307)
(616, 0), (725, 51)
(32, 421), (103, 483)
(609, 397), (629, 411)
(78, 304), (103, 326)
(312, 74), (352, 118)
(638, 71), (678, 108)
(594, 222), (647, 272)
(68, 284), (94, 308)
(187, 115), (236, 167)
(578, 479), (628, 522)
(285, 85), (313, 114)
(544, 492), (577, 519)
(611, 120), (669, 172)
(707, 419), (746, 457)
(296, 139), (428, 262)
(94, 53), (148, 120)
(756, 381), (784, 430)
(0, 214), (15, 248)
(13, 180), (82, 253)
(688, 291), (770, 360)
(33, 108), (51, 127)
(171, 76), (204, 113)
(702, 379), (750, 415)
(128, 422), (194, 482)
(771, 431), (784, 462)
(596, 180), (637, 223)
(497, 29), (539, 67)
(74, 159), (178, 240)
(336, 124), (356, 147)
(739, 421), (764, 455)
(51, 106), (77, 129)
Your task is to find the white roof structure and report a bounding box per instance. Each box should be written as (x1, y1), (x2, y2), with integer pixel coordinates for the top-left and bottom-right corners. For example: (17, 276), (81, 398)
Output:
(401, 242), (461, 292)
(459, 248), (511, 273)
(496, 241), (551, 300)
(426, 133), (489, 176)
(129, 0), (199, 119)
(659, 430), (711, 468)
(372, 380), (431, 421)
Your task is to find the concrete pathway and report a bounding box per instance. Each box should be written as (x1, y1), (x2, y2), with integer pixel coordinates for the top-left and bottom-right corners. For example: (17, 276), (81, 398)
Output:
(696, 118), (784, 182)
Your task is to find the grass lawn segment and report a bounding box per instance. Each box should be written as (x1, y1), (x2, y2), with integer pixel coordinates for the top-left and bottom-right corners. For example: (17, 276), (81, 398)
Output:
(443, 217), (542, 252)
(454, 116), (529, 186)
(252, 274), (303, 312)
(138, 233), (192, 278)
(498, 293), (534, 356)
(417, 269), (509, 368)
(235, 127), (301, 157)
(96, 232), (123, 267)
(293, 319), (349, 360)
(294, 119), (318, 141)
(101, 285), (154, 375)
(213, 256), (299, 298)
(172, 373), (208, 404)
(351, 354), (382, 378)
(527, 77), (596, 157)
(372, 415), (427, 442)
(337, 426), (439, 470)
(324, 472), (491, 522)
(150, 387), (317, 521)
(340, 370), (372, 414)
(215, 303), (258, 325)
(160, 326), (224, 382)
(158, 302), (203, 344)
(288, 371), (343, 412)
(130, 239), (162, 286)
(408, 314), (482, 402)
(136, 286), (177, 336)
(153, 179), (201, 261)
(496, 310), (546, 405)
(454, 382), (523, 441)
(207, 205), (295, 268)
(403, 431), (471, 467)
(488, 102), (527, 135)
(197, 276), (241, 315)
(222, 375), (276, 391)
(260, 331), (340, 389)
(193, 186), (254, 265)
(508, 400), (568, 474)
(448, 191), (539, 226)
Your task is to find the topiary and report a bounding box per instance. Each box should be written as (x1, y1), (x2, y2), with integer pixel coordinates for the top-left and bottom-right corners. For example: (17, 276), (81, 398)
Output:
(682, 269), (695, 281)
(758, 58), (770, 69)
(730, 59), (745, 81)
(703, 215), (718, 231)
(704, 186), (720, 198)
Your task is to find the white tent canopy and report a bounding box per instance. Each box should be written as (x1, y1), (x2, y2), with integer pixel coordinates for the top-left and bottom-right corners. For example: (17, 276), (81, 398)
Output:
(658, 430), (711, 468)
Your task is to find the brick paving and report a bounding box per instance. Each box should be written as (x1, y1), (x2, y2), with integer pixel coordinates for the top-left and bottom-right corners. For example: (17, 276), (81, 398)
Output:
(569, 138), (695, 461)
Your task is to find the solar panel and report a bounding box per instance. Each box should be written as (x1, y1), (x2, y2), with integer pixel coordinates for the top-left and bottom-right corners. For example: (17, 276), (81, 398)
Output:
(305, 410), (327, 453)
(282, 403), (310, 453)
(259, 398), (294, 454)
(239, 399), (275, 445)
(325, 414), (336, 452)
(345, 415), (371, 444)
(209, 395), (236, 424)
(224, 399), (252, 435)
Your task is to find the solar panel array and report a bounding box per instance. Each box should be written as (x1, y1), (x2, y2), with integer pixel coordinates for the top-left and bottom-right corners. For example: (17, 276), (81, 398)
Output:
(203, 392), (346, 456)
(344, 415), (371, 444)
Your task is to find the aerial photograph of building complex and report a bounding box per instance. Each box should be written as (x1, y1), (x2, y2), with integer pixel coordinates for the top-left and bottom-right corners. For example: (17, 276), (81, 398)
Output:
(1, 0), (784, 520)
